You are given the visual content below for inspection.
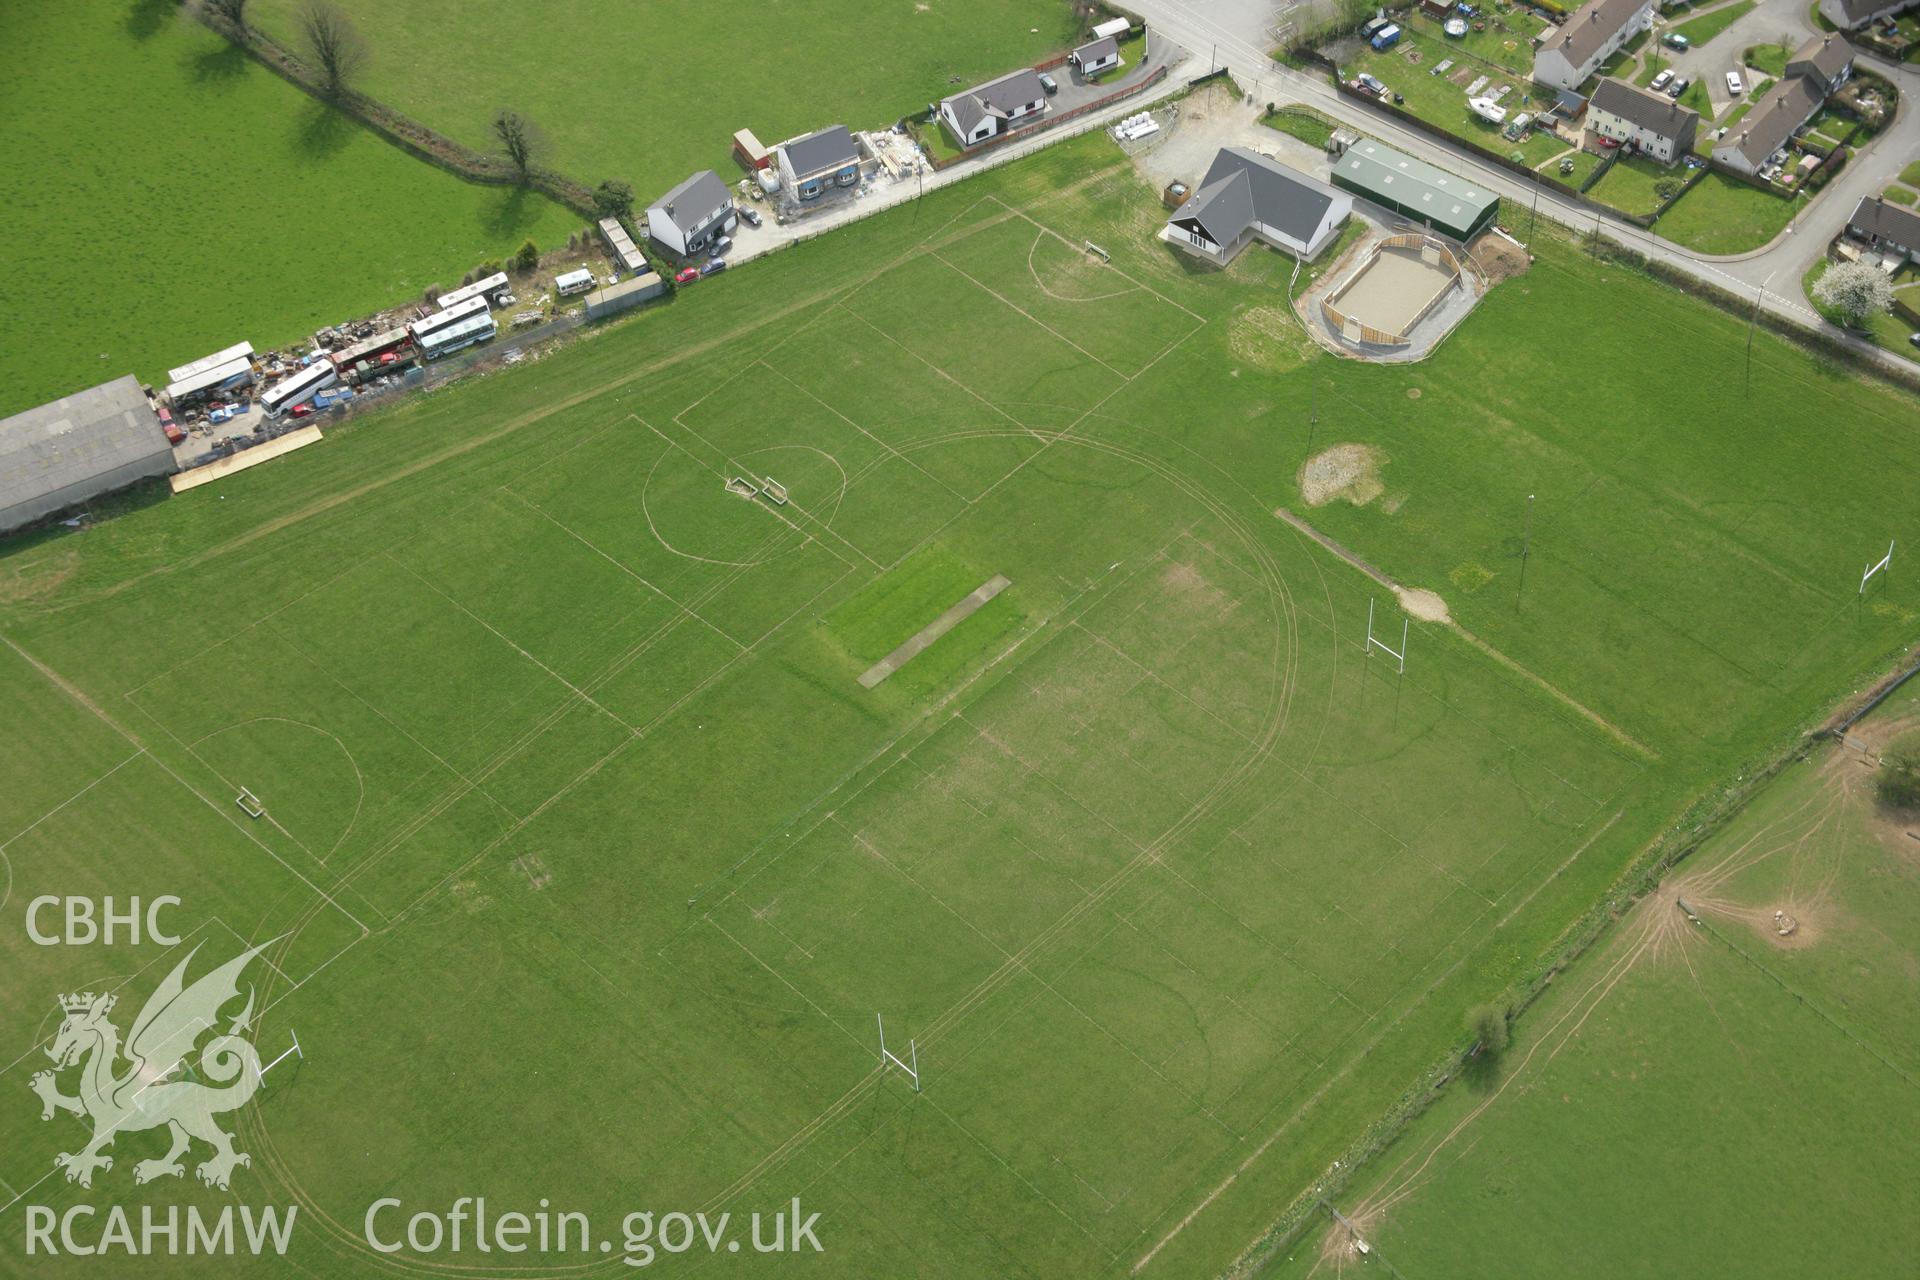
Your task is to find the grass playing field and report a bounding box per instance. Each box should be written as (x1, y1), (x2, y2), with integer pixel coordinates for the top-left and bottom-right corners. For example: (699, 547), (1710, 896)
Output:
(1, 129), (1916, 1276)
(0, 4), (577, 418)
(1267, 676), (1920, 1279)
(246, 0), (1081, 209)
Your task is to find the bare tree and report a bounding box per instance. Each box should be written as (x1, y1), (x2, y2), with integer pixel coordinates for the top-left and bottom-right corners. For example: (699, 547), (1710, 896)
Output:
(493, 109), (546, 183)
(202, 0), (250, 26)
(299, 0), (367, 97)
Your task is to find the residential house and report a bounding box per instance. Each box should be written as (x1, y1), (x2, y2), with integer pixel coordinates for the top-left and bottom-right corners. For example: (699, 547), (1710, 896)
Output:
(939, 69), (1050, 148)
(1847, 194), (1920, 260)
(1069, 36), (1121, 76)
(1163, 148), (1354, 264)
(1816, 0), (1917, 31)
(1784, 32), (1855, 94)
(1587, 78), (1699, 163)
(1710, 76), (1823, 175)
(1532, 0), (1658, 92)
(777, 126), (862, 202)
(646, 170), (736, 257)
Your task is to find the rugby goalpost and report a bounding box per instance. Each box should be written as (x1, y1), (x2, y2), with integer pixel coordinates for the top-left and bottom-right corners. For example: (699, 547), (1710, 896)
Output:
(876, 1014), (920, 1092)
(1365, 598), (1408, 675)
(1860, 539), (1894, 596)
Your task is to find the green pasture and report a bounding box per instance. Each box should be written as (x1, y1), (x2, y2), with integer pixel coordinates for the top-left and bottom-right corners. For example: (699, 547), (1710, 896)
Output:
(249, 0), (1080, 207)
(0, 4), (576, 418)
(1270, 680), (1920, 1278)
(0, 129), (1917, 1278)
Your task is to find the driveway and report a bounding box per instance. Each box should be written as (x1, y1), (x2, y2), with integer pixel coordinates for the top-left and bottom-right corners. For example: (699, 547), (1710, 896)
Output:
(1124, 0), (1920, 374)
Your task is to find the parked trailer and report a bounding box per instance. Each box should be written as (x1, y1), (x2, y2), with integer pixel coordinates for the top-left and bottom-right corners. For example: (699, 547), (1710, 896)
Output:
(166, 341), (255, 386)
(435, 272), (510, 311)
(408, 295), (491, 343)
(261, 361), (338, 419)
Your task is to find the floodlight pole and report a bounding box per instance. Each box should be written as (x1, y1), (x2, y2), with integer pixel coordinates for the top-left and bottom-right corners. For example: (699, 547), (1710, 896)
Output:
(1517, 493), (1534, 608)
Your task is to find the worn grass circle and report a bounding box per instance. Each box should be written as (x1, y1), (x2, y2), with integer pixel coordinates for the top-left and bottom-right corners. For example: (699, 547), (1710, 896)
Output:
(642, 444), (847, 566)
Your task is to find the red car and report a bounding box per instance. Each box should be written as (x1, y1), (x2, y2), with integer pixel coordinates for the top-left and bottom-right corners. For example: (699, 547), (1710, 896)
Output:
(156, 405), (184, 445)
(675, 266), (700, 284)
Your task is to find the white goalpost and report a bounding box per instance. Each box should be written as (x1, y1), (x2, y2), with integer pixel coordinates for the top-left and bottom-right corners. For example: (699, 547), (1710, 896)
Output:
(235, 788), (265, 819)
(1860, 539), (1894, 595)
(256, 1030), (304, 1083)
(876, 1014), (920, 1092)
(1364, 598), (1407, 675)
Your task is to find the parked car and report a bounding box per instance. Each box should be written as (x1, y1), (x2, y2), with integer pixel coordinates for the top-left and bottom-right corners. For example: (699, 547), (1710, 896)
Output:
(1038, 71), (1059, 95)
(712, 234), (734, 255)
(1909, 332), (1920, 349)
(1666, 76), (1689, 99)
(1357, 72), (1387, 96)
(674, 266), (700, 284)
(701, 258), (728, 276)
(1663, 32), (1689, 50)
(1650, 69), (1674, 92)
(738, 206), (762, 228)
(1726, 71), (1743, 95)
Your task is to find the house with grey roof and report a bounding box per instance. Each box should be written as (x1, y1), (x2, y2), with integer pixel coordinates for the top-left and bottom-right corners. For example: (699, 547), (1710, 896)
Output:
(939, 69), (1050, 149)
(1816, 0), (1916, 30)
(1785, 33), (1855, 95)
(1162, 148), (1353, 265)
(1, 375), (175, 535)
(777, 126), (861, 202)
(1847, 195), (1920, 261)
(1069, 36), (1121, 77)
(1711, 76), (1824, 175)
(1587, 78), (1698, 163)
(1532, 0), (1657, 92)
(646, 170), (736, 258)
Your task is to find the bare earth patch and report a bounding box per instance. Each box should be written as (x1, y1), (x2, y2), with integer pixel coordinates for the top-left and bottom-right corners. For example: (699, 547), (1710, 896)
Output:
(0, 545), (78, 605)
(1396, 587), (1451, 624)
(1299, 442), (1385, 508)
(1468, 232), (1531, 286)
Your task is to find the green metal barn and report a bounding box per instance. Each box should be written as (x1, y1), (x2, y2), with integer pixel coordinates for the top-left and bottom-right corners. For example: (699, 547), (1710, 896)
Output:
(1330, 139), (1500, 242)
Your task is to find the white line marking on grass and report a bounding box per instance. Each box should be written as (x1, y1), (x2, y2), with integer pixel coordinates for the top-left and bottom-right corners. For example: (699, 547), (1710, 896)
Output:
(833, 303), (1049, 444)
(927, 250), (1132, 380)
(0, 636), (370, 938)
(0, 749), (144, 855)
(383, 552), (640, 735)
(754, 359), (974, 506)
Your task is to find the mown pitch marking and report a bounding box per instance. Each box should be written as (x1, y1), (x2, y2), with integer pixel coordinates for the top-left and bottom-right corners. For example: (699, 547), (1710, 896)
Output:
(857, 575), (1011, 689)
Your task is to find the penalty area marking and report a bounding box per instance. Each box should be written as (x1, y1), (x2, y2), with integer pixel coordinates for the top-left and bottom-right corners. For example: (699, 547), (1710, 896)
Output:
(858, 576), (1011, 690)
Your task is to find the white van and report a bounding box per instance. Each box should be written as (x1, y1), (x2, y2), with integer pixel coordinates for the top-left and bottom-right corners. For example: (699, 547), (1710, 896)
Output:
(554, 268), (596, 297)
(1725, 71), (1743, 95)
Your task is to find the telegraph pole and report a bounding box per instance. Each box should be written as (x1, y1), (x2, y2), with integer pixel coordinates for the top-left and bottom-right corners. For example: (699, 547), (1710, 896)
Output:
(1516, 493), (1535, 609)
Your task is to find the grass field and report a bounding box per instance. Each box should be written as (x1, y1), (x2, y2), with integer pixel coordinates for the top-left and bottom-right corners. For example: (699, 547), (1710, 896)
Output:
(249, 0), (1079, 209)
(1657, 171), (1803, 252)
(0, 4), (578, 418)
(1, 128), (1917, 1277)
(1269, 677), (1920, 1278)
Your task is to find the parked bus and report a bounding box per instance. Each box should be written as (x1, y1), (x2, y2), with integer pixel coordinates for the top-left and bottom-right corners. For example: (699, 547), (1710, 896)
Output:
(260, 361), (339, 419)
(408, 295), (490, 344)
(163, 355), (255, 408)
(329, 328), (413, 372)
(435, 272), (510, 311)
(419, 311), (497, 361)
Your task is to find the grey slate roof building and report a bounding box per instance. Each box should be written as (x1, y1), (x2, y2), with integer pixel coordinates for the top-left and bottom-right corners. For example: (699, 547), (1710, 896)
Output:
(1588, 78), (1699, 160)
(646, 170), (735, 254)
(781, 126), (860, 184)
(1070, 36), (1120, 71)
(1847, 194), (1920, 258)
(940, 69), (1050, 148)
(1817, 0), (1917, 28)
(1784, 32), (1854, 93)
(1711, 76), (1823, 173)
(1533, 0), (1655, 90)
(1164, 148), (1353, 264)
(1, 375), (175, 534)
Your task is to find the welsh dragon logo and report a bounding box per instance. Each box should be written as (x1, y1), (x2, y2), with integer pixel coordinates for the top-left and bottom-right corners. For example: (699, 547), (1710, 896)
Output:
(30, 941), (274, 1191)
